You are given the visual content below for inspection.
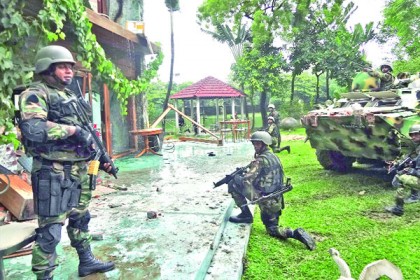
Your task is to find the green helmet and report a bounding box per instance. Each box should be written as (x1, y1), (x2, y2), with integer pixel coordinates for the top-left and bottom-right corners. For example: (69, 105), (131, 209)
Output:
(251, 131), (272, 145)
(35, 45), (75, 74)
(409, 124), (420, 135)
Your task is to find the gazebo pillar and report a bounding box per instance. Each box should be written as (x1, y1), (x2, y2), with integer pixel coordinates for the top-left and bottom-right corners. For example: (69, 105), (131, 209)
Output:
(215, 99), (219, 129)
(231, 97), (235, 119)
(196, 97), (201, 134)
(240, 97), (245, 119)
(174, 100), (179, 130)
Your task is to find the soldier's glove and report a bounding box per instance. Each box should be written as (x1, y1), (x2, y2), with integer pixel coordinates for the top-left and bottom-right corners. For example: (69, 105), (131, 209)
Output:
(74, 126), (93, 148)
(406, 168), (417, 176)
(233, 174), (243, 185)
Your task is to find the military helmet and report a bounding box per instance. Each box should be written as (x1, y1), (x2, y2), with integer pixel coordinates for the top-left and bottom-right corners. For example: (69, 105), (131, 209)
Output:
(409, 124), (420, 135)
(268, 104), (275, 109)
(380, 64), (393, 72)
(251, 131), (272, 145)
(35, 45), (76, 74)
(268, 116), (275, 122)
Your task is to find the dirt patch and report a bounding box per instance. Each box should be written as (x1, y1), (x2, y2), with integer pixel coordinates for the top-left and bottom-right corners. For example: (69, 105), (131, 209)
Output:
(283, 135), (306, 141)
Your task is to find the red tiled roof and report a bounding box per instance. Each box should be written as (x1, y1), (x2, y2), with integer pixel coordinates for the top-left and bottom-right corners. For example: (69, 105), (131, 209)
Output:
(170, 76), (246, 99)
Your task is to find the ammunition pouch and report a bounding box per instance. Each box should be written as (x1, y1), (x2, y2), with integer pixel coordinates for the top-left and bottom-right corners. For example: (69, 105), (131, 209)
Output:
(32, 161), (81, 217)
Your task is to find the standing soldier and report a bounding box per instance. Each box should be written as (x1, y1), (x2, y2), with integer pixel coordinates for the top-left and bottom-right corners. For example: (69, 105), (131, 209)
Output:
(227, 131), (315, 250)
(267, 104), (290, 153)
(385, 123), (420, 216)
(18, 45), (115, 279)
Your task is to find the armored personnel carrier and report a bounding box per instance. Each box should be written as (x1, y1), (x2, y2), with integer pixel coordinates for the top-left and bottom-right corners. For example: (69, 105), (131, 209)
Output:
(301, 74), (420, 172)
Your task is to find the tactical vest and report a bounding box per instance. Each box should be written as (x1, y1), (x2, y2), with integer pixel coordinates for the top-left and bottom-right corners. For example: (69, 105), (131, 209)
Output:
(256, 150), (284, 193)
(19, 82), (91, 161)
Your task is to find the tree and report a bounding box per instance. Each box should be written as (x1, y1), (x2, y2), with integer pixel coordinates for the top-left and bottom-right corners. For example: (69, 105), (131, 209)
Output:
(162, 0), (180, 131)
(381, 0), (420, 72)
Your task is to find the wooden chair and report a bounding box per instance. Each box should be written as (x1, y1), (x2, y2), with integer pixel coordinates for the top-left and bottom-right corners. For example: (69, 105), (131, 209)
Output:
(0, 223), (37, 279)
(220, 128), (233, 143)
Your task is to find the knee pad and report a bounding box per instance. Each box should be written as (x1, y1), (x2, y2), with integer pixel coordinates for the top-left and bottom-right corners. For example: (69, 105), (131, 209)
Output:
(35, 223), (62, 254)
(68, 210), (91, 232)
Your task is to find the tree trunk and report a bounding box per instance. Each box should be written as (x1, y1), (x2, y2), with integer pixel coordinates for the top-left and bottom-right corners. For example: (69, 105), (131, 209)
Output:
(163, 9), (175, 132)
(315, 73), (320, 103)
(260, 89), (268, 128)
(290, 73), (296, 103)
(326, 69), (330, 100)
(250, 87), (255, 130)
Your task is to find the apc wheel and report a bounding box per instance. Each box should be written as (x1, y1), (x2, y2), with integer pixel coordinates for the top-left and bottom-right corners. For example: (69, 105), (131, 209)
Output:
(316, 150), (355, 173)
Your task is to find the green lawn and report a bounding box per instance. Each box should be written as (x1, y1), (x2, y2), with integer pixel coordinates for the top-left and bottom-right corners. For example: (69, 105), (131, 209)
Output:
(243, 139), (420, 280)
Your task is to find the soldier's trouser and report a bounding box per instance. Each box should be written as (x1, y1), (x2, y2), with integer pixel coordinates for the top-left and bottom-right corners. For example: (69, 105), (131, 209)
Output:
(228, 180), (257, 209)
(259, 197), (287, 237)
(32, 160), (91, 279)
(393, 174), (420, 201)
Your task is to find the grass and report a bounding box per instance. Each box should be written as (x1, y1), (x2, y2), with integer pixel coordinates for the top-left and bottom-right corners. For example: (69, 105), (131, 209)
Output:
(243, 139), (420, 280)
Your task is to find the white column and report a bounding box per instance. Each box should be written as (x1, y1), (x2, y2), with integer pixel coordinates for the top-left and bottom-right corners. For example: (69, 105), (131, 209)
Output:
(215, 99), (219, 126)
(231, 97), (235, 119)
(195, 97), (201, 124)
(240, 97), (245, 119)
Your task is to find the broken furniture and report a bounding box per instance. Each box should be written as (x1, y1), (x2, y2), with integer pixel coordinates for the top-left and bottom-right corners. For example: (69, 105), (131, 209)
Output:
(0, 174), (35, 221)
(219, 120), (250, 143)
(0, 223), (37, 279)
(130, 127), (164, 157)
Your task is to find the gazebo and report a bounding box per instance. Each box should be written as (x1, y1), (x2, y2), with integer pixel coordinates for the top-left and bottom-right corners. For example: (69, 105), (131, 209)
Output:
(170, 76), (246, 132)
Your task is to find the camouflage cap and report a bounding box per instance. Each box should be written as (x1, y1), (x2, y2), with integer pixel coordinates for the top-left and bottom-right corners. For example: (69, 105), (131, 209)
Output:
(268, 116), (275, 122)
(268, 104), (275, 109)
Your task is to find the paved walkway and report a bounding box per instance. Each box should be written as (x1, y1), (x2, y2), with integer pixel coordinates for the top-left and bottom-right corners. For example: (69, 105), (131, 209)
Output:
(3, 141), (254, 279)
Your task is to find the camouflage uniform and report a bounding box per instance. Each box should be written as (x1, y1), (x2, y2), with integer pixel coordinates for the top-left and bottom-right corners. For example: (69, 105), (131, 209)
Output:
(367, 66), (395, 91)
(19, 82), (93, 278)
(386, 145), (420, 216)
(228, 135), (315, 250)
(19, 45), (114, 279)
(266, 122), (279, 150)
(268, 106), (281, 148)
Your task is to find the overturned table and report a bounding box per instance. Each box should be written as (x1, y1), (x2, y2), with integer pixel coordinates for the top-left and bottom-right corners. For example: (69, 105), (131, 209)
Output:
(130, 127), (163, 157)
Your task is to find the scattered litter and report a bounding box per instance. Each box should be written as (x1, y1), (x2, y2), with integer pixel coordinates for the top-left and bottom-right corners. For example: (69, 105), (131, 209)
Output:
(91, 232), (104, 241)
(147, 211), (158, 219)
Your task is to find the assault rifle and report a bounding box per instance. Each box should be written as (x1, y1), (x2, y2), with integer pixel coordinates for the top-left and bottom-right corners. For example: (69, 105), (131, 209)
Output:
(388, 155), (413, 174)
(242, 177), (293, 207)
(213, 165), (249, 188)
(63, 92), (119, 190)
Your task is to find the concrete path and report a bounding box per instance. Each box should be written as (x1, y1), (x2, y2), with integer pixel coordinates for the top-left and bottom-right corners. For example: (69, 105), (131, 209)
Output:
(3, 141), (255, 279)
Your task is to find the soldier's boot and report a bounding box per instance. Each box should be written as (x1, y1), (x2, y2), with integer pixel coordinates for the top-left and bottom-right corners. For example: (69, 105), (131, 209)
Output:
(229, 206), (253, 224)
(404, 189), (420, 204)
(76, 245), (115, 277)
(279, 146), (291, 154)
(385, 197), (405, 216)
(288, 228), (316, 251)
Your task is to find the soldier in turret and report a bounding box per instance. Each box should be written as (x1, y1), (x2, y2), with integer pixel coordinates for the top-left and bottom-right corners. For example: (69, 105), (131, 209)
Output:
(365, 64), (395, 91)
(385, 123), (420, 216)
(227, 131), (315, 250)
(19, 45), (115, 279)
